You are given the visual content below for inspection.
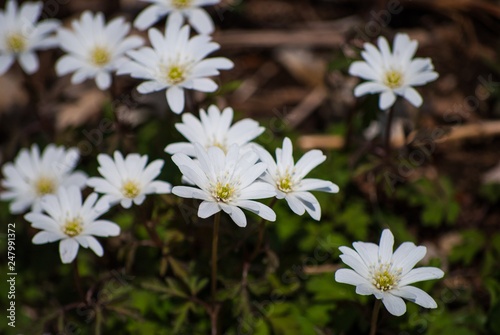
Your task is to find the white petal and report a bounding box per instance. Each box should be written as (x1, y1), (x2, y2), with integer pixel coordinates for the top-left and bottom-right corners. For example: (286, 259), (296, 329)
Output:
(220, 204), (247, 227)
(0, 54), (15, 75)
(294, 150), (326, 178)
(166, 86), (185, 114)
(285, 194), (305, 216)
(352, 241), (379, 267)
(335, 268), (368, 286)
(355, 283), (378, 296)
(86, 220), (121, 237)
(399, 267), (444, 286)
(348, 61), (379, 81)
(392, 286), (438, 309)
(32, 231), (63, 244)
(95, 72), (112, 90)
(137, 80), (168, 94)
(236, 200), (276, 222)
(172, 186), (210, 201)
(379, 90), (397, 110)
(381, 293), (407, 316)
(296, 178), (339, 193)
(85, 236), (104, 257)
(59, 238), (80, 264)
(187, 8), (215, 34)
(353, 82), (387, 97)
(134, 5), (170, 30)
(378, 229), (394, 264)
(18, 52), (39, 74)
(402, 87), (423, 107)
(190, 78), (218, 92)
(198, 201), (220, 218)
(397, 246), (427, 275)
(339, 246), (370, 277)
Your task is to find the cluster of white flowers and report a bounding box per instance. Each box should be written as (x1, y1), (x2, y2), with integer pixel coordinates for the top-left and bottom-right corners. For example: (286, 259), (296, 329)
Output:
(1, 144), (171, 263)
(166, 105), (339, 226)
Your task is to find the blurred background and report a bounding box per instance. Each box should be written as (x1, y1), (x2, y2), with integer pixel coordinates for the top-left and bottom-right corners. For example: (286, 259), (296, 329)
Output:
(1, 0), (500, 334)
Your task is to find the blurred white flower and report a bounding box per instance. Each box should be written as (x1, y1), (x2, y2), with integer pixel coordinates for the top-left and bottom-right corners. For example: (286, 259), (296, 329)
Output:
(165, 105), (265, 157)
(171, 143), (276, 227)
(335, 229), (444, 316)
(1, 144), (87, 214)
(87, 151), (172, 209)
(118, 15), (233, 114)
(349, 33), (438, 110)
(253, 137), (339, 221)
(55, 11), (143, 90)
(134, 0), (220, 34)
(0, 0), (60, 75)
(25, 186), (120, 264)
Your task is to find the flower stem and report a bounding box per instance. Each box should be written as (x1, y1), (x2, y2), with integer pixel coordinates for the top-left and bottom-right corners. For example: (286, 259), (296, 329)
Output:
(249, 198), (277, 261)
(211, 211), (221, 335)
(384, 106), (395, 160)
(72, 258), (85, 305)
(370, 299), (382, 335)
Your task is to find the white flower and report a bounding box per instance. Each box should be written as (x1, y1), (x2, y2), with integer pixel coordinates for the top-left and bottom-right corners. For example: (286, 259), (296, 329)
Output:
(55, 11), (144, 90)
(349, 33), (438, 110)
(134, 0), (219, 34)
(171, 143), (276, 227)
(118, 15), (233, 114)
(87, 151), (172, 209)
(0, 0), (60, 75)
(25, 186), (120, 264)
(253, 137), (339, 221)
(1, 144), (87, 214)
(335, 229), (445, 316)
(165, 105), (265, 157)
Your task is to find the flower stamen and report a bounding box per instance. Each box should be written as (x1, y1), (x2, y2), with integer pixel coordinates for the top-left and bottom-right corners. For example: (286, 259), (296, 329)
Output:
(90, 46), (111, 67)
(172, 0), (192, 9)
(384, 70), (403, 89)
(35, 177), (56, 196)
(7, 33), (26, 53)
(63, 217), (83, 237)
(122, 180), (141, 199)
(371, 263), (402, 292)
(213, 182), (233, 202)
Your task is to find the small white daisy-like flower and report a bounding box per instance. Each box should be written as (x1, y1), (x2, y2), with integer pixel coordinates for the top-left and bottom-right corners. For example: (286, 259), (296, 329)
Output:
(0, 0), (60, 75)
(87, 151), (172, 209)
(25, 186), (120, 264)
(55, 11), (144, 90)
(253, 137), (339, 221)
(335, 229), (445, 316)
(349, 33), (438, 110)
(118, 15), (233, 114)
(1, 144), (87, 215)
(171, 143), (276, 227)
(165, 105), (265, 157)
(134, 0), (220, 34)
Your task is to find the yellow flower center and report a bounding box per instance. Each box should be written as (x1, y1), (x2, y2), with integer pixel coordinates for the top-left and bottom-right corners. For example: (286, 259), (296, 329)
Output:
(167, 65), (186, 84)
(35, 177), (56, 196)
(63, 217), (83, 237)
(122, 180), (141, 199)
(172, 0), (191, 9)
(384, 70), (403, 89)
(214, 182), (233, 202)
(277, 175), (294, 193)
(372, 263), (401, 291)
(90, 46), (111, 67)
(7, 33), (26, 53)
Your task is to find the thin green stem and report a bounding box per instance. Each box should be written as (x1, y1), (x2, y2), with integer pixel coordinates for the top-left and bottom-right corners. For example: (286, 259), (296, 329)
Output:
(72, 258), (85, 305)
(249, 198), (277, 261)
(370, 299), (382, 335)
(384, 106), (395, 160)
(211, 212), (221, 335)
